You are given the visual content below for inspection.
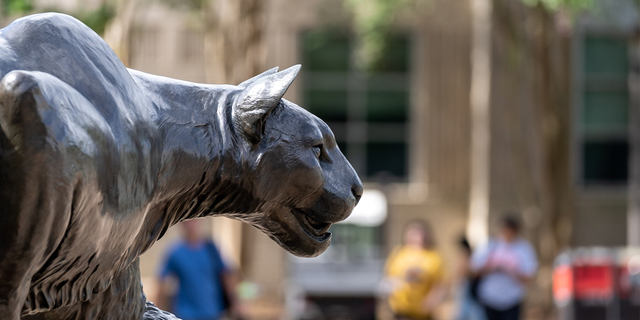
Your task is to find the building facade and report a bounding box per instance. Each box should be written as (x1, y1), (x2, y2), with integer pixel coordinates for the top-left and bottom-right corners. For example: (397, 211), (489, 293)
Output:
(4, 0), (634, 319)
(122, 0), (639, 319)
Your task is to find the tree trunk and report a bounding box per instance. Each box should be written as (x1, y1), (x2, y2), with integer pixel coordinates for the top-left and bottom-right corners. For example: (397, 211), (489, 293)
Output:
(201, 0), (268, 267)
(521, 5), (573, 317)
(103, 0), (139, 67)
(202, 0), (266, 85)
(491, 2), (574, 317)
(467, 0), (493, 247)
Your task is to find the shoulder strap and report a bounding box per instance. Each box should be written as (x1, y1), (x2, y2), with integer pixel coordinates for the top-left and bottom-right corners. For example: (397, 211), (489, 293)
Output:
(204, 240), (217, 255)
(205, 241), (233, 310)
(204, 240), (223, 266)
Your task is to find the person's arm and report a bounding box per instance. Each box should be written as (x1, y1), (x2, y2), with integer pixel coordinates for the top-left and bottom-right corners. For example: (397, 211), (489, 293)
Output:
(491, 262), (533, 283)
(383, 246), (400, 278)
(155, 253), (176, 311)
(378, 246), (403, 296)
(469, 241), (493, 277)
(155, 278), (172, 311)
(209, 242), (246, 320)
(221, 270), (245, 319)
(502, 263), (535, 284)
(474, 262), (497, 277)
(455, 252), (471, 280)
(512, 271), (534, 284)
(422, 282), (448, 313)
(508, 241), (538, 284)
(421, 256), (448, 313)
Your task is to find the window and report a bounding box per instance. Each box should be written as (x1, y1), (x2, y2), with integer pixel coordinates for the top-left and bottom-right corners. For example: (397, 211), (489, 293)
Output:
(580, 35), (630, 185)
(301, 30), (411, 181)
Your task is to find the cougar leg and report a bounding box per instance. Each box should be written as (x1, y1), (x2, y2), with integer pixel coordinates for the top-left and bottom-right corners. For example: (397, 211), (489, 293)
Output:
(0, 71), (73, 319)
(21, 260), (149, 320)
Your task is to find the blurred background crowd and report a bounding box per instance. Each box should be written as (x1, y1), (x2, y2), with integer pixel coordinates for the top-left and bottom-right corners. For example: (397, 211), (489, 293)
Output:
(1, 0), (639, 319)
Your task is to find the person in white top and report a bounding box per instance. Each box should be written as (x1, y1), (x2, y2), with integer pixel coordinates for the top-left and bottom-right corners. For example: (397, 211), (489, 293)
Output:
(470, 215), (538, 320)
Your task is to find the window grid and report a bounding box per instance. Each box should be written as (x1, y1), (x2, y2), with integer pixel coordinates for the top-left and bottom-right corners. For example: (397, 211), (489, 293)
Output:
(301, 31), (410, 181)
(580, 34), (631, 185)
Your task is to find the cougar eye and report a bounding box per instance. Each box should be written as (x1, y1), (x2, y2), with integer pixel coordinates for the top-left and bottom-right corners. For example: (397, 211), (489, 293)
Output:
(312, 145), (322, 158)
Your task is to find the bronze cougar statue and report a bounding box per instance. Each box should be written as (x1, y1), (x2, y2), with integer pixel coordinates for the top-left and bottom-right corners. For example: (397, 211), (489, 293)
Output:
(0, 13), (362, 320)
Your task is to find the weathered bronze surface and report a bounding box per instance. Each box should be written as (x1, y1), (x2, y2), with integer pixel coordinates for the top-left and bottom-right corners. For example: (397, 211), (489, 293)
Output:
(0, 13), (362, 320)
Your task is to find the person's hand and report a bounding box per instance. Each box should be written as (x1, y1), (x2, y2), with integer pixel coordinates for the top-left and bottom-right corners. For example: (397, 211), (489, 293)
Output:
(230, 302), (247, 320)
(421, 296), (436, 314)
(405, 267), (422, 283)
(491, 263), (509, 273)
(478, 261), (498, 275)
(483, 257), (517, 275)
(377, 277), (403, 296)
(488, 262), (531, 284)
(420, 284), (446, 314)
(490, 259), (520, 276)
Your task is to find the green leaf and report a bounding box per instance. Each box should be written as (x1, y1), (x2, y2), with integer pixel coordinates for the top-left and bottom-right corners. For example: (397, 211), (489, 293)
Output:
(519, 0), (595, 13)
(2, 0), (33, 16)
(75, 3), (115, 35)
(343, 0), (410, 71)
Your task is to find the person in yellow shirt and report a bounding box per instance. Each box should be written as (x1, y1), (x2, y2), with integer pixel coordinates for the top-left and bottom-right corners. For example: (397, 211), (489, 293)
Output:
(384, 220), (447, 320)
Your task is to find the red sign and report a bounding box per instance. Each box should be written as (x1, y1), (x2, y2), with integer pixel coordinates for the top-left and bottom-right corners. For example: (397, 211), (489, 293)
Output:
(573, 264), (614, 300)
(553, 265), (573, 304)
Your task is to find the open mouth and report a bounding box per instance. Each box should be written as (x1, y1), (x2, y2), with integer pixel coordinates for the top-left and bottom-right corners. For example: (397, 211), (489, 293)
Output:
(292, 209), (332, 242)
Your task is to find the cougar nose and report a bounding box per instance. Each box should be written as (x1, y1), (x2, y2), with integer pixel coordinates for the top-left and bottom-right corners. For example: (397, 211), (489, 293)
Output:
(351, 182), (363, 205)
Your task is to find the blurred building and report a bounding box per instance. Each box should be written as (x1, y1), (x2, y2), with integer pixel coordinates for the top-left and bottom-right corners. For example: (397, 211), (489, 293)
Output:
(1, 0), (638, 319)
(571, 0), (639, 246)
(120, 1), (639, 319)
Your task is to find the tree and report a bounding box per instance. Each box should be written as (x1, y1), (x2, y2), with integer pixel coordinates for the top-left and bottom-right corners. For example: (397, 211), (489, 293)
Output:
(103, 0), (139, 67)
(0, 0), (117, 37)
(202, 0), (266, 85)
(343, 0), (410, 70)
(467, 0), (592, 251)
(1, 0), (32, 17)
(489, 0), (596, 315)
(202, 0), (267, 267)
(467, 0), (493, 248)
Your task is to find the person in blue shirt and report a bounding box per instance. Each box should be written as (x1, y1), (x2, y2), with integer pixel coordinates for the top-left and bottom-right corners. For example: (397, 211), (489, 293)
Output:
(157, 220), (243, 320)
(470, 215), (538, 320)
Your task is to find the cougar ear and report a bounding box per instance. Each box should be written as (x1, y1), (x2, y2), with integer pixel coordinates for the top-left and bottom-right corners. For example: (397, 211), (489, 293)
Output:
(233, 64), (301, 144)
(238, 67), (279, 87)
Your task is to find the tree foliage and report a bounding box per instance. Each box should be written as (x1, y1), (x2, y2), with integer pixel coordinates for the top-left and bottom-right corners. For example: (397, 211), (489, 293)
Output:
(74, 3), (115, 36)
(2, 0), (32, 16)
(0, 0), (115, 36)
(343, 0), (410, 70)
(344, 0), (633, 70)
(520, 0), (593, 12)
